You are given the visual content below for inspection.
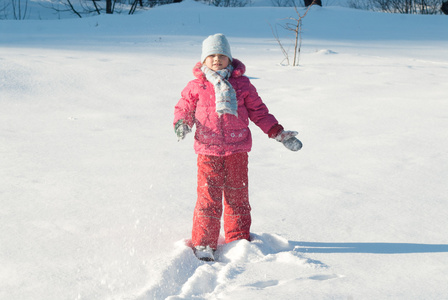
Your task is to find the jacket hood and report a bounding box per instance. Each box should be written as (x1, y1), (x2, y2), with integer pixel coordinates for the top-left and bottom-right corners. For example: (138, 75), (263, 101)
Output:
(193, 58), (246, 80)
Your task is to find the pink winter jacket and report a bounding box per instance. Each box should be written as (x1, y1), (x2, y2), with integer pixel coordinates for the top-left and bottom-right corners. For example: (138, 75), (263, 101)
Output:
(174, 59), (280, 156)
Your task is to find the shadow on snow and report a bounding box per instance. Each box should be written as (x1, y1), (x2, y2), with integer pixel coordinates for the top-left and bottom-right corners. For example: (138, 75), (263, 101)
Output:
(292, 241), (448, 254)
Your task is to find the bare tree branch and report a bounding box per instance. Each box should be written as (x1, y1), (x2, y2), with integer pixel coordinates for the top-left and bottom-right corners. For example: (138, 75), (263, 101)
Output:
(270, 23), (290, 65)
(281, 0), (316, 66)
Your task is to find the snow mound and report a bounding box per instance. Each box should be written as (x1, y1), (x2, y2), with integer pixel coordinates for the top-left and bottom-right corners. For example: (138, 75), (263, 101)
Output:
(138, 233), (341, 299)
(314, 49), (338, 55)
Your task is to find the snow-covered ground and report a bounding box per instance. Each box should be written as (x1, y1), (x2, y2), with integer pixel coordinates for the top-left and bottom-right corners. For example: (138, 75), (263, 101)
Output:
(1, 1), (448, 299)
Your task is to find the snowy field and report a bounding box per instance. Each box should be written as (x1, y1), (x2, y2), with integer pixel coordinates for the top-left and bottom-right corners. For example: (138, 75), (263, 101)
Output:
(1, 1), (448, 299)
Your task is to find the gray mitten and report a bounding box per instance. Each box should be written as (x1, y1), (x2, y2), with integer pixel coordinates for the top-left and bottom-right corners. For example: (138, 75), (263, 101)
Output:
(275, 130), (303, 151)
(175, 120), (192, 141)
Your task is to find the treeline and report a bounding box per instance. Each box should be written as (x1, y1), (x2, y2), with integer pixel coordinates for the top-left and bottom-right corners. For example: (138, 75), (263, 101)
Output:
(2, 0), (447, 20)
(349, 0), (447, 14)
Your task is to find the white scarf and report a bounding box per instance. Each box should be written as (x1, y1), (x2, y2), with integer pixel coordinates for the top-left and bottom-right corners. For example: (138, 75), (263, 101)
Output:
(201, 65), (238, 117)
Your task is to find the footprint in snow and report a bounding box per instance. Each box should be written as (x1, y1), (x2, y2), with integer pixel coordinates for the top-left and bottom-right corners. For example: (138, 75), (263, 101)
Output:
(137, 233), (342, 300)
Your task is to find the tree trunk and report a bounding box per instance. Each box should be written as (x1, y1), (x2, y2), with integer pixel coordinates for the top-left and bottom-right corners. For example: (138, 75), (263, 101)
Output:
(106, 0), (112, 13)
(304, 0), (321, 6)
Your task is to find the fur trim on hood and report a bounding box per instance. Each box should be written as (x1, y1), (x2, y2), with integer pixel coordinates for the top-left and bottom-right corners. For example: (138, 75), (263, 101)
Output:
(192, 58), (246, 81)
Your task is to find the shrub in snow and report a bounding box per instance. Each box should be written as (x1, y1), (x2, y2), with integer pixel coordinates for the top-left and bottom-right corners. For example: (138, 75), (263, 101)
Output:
(442, 1), (448, 14)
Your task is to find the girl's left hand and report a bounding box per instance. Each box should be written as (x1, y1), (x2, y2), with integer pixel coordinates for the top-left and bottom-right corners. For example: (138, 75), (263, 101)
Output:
(275, 130), (302, 151)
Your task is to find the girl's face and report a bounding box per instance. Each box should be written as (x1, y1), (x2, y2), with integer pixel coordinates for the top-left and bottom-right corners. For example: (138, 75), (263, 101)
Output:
(204, 54), (230, 71)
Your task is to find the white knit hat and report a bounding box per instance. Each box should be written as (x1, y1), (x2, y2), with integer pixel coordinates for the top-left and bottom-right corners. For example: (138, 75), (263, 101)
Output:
(201, 33), (233, 63)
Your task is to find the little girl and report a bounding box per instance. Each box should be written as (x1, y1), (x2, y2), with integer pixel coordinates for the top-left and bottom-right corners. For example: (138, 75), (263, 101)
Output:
(174, 33), (302, 261)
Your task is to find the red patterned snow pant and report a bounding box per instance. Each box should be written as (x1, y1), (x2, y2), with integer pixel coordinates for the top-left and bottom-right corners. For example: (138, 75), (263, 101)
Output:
(192, 152), (251, 249)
